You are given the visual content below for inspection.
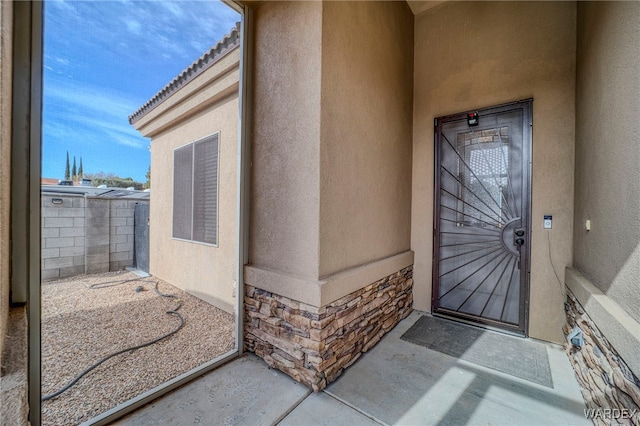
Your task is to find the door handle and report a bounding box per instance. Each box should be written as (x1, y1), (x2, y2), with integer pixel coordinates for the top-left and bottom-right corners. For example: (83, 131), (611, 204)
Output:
(514, 229), (525, 247)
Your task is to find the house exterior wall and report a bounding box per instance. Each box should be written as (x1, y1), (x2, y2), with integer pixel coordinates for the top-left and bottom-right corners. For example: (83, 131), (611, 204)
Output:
(567, 1), (640, 381)
(245, 266), (413, 391)
(411, 1), (576, 343)
(134, 48), (240, 315)
(149, 97), (238, 314)
(319, 1), (414, 278)
(0, 0), (12, 359)
(1, 3), (28, 424)
(246, 0), (415, 391)
(250, 1), (323, 281)
(248, 0), (414, 306)
(573, 1), (640, 325)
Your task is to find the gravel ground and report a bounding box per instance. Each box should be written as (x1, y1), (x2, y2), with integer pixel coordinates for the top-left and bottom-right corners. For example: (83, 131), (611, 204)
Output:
(41, 271), (235, 425)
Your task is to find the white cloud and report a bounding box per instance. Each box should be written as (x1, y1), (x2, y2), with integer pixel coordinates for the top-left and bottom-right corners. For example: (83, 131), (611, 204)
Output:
(46, 80), (138, 117)
(159, 1), (184, 19)
(189, 40), (207, 53)
(45, 109), (148, 150)
(44, 79), (149, 149)
(123, 17), (142, 35)
(48, 0), (80, 17)
(43, 0), (240, 154)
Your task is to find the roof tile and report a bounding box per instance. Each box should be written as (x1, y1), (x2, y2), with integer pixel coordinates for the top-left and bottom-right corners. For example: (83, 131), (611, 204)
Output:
(129, 22), (241, 124)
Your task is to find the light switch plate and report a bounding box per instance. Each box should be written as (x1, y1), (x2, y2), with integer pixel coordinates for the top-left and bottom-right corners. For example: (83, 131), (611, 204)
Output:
(543, 215), (552, 229)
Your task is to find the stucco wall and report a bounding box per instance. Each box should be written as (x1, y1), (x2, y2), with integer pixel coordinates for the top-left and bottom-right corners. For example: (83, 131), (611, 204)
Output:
(573, 1), (640, 324)
(0, 0), (12, 359)
(250, 1), (323, 281)
(133, 44), (240, 314)
(318, 1), (414, 278)
(247, 1), (415, 307)
(147, 91), (238, 314)
(412, 1), (576, 343)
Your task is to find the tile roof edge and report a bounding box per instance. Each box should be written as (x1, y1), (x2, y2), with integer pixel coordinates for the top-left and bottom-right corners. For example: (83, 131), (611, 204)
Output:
(129, 22), (241, 125)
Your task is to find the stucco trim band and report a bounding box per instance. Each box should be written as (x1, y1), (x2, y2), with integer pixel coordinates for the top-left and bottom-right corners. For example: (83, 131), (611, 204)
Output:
(134, 63), (239, 138)
(244, 250), (414, 307)
(565, 267), (640, 379)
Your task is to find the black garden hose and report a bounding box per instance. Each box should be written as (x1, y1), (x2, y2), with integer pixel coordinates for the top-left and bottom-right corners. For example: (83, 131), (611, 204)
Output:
(42, 279), (184, 402)
(87, 277), (143, 290)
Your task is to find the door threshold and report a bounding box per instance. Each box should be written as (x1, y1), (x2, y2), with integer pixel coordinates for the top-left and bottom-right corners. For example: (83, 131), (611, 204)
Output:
(431, 311), (526, 338)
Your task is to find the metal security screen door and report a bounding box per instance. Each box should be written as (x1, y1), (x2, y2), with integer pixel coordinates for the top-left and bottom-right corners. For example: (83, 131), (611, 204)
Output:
(433, 100), (532, 335)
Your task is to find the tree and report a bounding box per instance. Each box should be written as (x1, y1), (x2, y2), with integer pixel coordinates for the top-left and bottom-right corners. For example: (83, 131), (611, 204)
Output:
(78, 157), (83, 179)
(83, 171), (145, 190)
(144, 165), (150, 189)
(72, 156), (77, 180)
(65, 151), (70, 180)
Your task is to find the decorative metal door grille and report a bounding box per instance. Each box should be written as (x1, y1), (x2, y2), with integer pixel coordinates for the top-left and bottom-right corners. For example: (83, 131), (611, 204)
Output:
(433, 100), (532, 335)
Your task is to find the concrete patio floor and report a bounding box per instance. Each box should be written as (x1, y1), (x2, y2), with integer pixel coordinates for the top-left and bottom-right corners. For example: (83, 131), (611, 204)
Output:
(117, 311), (590, 426)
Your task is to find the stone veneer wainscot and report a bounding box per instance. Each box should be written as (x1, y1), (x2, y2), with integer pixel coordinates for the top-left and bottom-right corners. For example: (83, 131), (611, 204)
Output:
(564, 290), (640, 425)
(245, 266), (413, 391)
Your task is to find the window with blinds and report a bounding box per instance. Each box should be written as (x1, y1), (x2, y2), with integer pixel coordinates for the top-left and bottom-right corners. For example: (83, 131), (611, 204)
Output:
(172, 133), (219, 245)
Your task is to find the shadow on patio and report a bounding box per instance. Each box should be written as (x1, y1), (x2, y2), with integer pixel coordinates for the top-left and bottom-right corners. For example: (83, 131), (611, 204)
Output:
(118, 311), (590, 426)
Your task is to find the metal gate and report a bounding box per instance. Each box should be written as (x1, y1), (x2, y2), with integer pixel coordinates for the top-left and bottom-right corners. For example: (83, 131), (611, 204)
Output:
(433, 99), (532, 335)
(134, 203), (150, 273)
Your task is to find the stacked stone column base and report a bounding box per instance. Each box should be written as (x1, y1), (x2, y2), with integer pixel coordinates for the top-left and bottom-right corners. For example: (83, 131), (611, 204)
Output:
(564, 290), (640, 425)
(244, 266), (413, 391)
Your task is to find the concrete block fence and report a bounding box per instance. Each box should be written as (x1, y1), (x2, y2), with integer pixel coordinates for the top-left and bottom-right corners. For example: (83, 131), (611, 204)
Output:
(41, 193), (148, 280)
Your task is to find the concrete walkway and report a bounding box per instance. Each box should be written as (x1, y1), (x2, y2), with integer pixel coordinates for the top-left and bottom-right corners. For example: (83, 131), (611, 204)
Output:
(117, 311), (590, 426)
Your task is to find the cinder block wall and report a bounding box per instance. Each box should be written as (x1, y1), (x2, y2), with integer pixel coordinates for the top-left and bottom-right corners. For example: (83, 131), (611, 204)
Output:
(109, 199), (137, 271)
(41, 194), (148, 280)
(41, 194), (86, 280)
(85, 197), (110, 273)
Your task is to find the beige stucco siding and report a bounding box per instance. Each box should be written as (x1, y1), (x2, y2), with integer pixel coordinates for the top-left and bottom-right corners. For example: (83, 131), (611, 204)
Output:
(149, 93), (238, 313)
(247, 1), (415, 307)
(574, 1), (640, 323)
(250, 1), (323, 280)
(134, 46), (240, 314)
(319, 1), (414, 278)
(0, 0), (12, 357)
(412, 1), (576, 343)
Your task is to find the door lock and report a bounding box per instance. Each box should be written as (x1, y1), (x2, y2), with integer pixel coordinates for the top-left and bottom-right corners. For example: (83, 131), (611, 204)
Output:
(514, 229), (525, 247)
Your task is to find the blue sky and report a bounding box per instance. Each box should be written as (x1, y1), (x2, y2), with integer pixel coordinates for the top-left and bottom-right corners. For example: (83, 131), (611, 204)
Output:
(43, 0), (240, 182)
